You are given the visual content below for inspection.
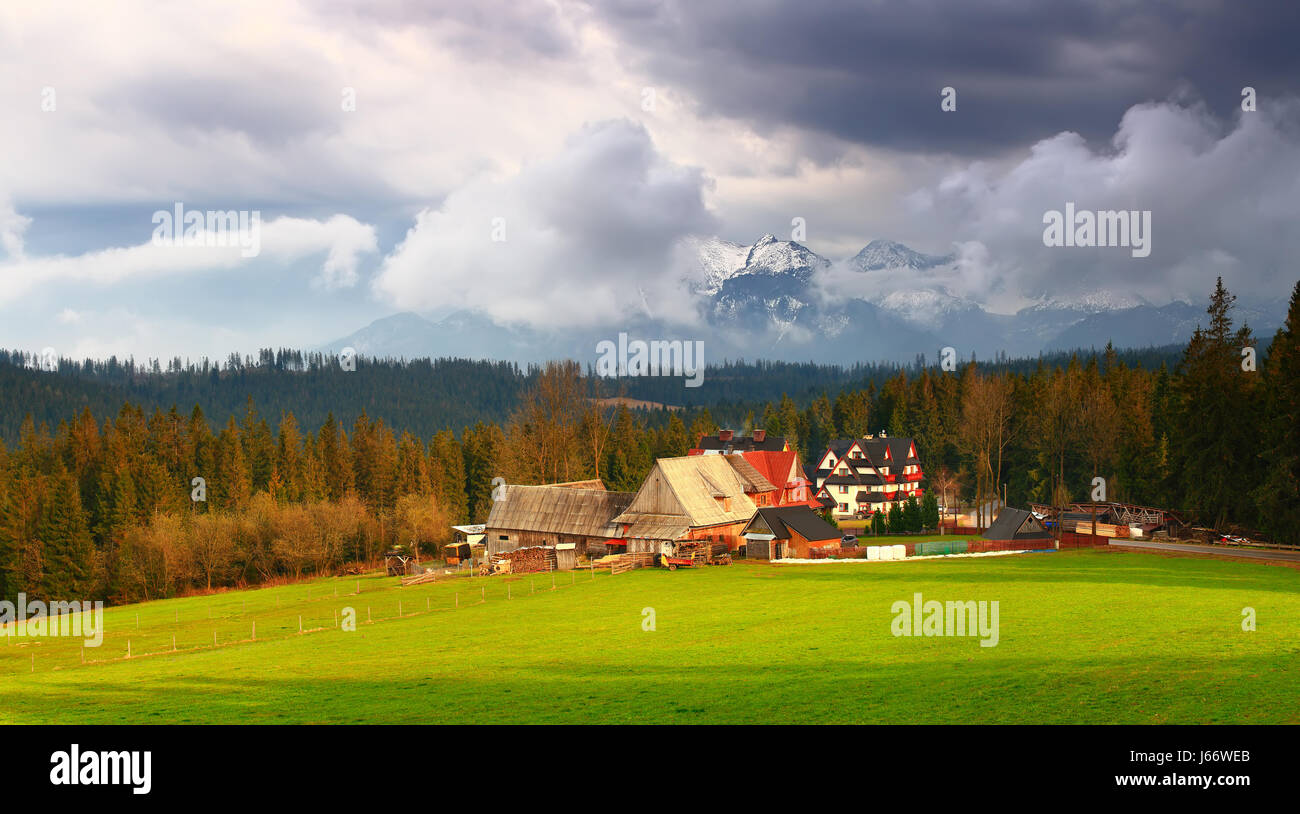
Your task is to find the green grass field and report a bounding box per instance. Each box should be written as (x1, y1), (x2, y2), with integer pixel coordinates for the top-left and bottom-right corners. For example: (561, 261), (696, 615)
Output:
(2, 549), (1297, 724)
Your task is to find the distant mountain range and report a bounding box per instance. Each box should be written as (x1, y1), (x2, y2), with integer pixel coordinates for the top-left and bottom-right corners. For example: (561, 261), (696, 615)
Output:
(325, 234), (1284, 365)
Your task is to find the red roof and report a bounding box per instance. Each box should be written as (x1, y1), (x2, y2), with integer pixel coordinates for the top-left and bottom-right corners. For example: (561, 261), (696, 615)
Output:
(742, 450), (801, 487)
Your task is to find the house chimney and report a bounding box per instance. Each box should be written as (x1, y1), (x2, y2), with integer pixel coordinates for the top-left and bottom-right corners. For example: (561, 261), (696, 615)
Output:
(752, 429), (766, 443)
(718, 429), (734, 442)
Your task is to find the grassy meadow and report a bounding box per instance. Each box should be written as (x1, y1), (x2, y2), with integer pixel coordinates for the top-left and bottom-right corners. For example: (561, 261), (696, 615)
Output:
(2, 548), (1297, 724)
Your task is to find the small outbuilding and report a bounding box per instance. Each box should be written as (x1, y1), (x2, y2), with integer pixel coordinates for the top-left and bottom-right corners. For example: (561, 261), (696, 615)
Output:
(982, 507), (1053, 543)
(741, 506), (842, 560)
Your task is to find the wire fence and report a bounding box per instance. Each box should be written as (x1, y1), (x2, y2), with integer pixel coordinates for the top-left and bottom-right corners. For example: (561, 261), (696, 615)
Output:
(2, 563), (625, 676)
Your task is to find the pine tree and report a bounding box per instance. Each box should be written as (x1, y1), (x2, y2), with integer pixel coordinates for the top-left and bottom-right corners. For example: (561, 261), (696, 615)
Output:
(920, 492), (940, 531)
(36, 466), (95, 600)
(1253, 281), (1300, 543)
(1173, 278), (1260, 529)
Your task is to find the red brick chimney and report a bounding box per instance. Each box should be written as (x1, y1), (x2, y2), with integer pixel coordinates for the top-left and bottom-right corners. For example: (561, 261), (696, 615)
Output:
(718, 429), (734, 441)
(752, 429), (766, 443)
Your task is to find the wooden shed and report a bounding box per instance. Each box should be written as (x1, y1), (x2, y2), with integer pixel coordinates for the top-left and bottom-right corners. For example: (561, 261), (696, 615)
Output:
(484, 484), (635, 567)
(741, 506), (842, 559)
(982, 507), (1053, 542)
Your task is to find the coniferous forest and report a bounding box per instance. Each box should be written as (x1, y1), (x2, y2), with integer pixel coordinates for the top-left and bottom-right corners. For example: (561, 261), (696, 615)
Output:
(1, 278), (1296, 604)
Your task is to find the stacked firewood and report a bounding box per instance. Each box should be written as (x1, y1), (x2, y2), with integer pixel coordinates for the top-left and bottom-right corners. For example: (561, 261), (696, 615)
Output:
(501, 546), (557, 574)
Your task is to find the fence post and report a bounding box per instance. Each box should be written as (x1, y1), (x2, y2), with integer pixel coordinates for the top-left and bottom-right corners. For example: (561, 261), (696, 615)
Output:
(253, 621), (257, 640)
(399, 601), (403, 617)
(127, 639), (131, 658)
(455, 593), (459, 608)
(213, 630), (217, 647)
(298, 615), (303, 634)
(367, 606), (371, 623)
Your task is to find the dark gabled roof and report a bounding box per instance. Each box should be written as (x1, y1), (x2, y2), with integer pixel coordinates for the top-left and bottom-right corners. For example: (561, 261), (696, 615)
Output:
(749, 506), (841, 544)
(823, 437), (920, 472)
(854, 491), (870, 502)
(695, 432), (787, 453)
(983, 507), (1053, 541)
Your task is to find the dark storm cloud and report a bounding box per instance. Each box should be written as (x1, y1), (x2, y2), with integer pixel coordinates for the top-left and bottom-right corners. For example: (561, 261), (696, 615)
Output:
(594, 0), (1300, 155)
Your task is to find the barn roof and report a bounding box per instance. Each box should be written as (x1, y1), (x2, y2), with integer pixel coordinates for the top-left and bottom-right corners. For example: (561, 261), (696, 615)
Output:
(486, 485), (634, 539)
(618, 513), (691, 541)
(722, 454), (777, 493)
(547, 478), (607, 490)
(613, 455), (758, 533)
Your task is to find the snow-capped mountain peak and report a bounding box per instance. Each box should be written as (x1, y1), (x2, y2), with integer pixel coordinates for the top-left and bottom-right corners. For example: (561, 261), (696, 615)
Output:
(741, 234), (830, 277)
(677, 235), (748, 296)
(849, 239), (954, 272)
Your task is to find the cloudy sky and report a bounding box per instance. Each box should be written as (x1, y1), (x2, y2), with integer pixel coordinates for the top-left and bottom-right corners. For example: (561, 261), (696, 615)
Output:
(2, 0), (1298, 360)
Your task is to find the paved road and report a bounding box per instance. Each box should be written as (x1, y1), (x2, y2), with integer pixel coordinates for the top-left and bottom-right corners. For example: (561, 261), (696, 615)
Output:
(1111, 539), (1300, 563)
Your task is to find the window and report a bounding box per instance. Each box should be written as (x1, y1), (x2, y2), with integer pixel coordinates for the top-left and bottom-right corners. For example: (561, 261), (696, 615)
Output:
(498, 535), (508, 541)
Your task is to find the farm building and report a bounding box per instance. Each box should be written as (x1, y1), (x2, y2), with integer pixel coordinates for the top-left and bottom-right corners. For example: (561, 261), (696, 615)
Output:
(484, 484), (635, 565)
(610, 455), (763, 555)
(811, 433), (925, 520)
(981, 507), (1053, 543)
(741, 506), (842, 560)
(691, 430), (815, 508)
(742, 449), (817, 507)
(690, 428), (790, 454)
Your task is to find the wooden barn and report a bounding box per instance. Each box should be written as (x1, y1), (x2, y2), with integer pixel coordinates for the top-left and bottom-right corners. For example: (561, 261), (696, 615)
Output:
(484, 484), (635, 566)
(740, 506), (842, 560)
(611, 455), (761, 555)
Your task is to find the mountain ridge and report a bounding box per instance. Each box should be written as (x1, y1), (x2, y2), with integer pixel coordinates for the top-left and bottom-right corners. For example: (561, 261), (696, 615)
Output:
(326, 234), (1285, 365)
